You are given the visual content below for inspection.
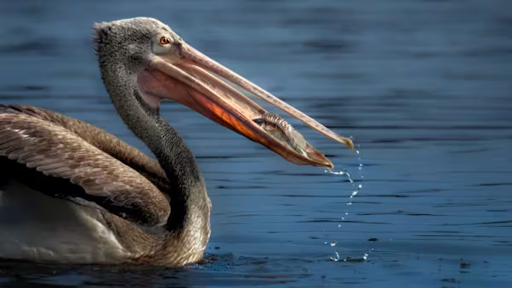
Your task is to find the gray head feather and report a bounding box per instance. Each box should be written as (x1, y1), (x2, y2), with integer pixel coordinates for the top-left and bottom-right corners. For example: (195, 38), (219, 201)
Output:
(93, 17), (176, 74)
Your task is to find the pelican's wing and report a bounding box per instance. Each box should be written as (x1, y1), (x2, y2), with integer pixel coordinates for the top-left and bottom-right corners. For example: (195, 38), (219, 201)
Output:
(0, 109), (170, 227)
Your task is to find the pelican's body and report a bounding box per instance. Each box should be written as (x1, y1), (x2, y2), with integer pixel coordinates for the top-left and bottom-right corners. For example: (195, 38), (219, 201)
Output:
(0, 178), (128, 263)
(0, 18), (352, 266)
(0, 105), (210, 265)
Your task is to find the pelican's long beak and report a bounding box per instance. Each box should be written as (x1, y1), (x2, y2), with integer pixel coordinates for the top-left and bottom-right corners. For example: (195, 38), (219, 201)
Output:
(137, 42), (353, 168)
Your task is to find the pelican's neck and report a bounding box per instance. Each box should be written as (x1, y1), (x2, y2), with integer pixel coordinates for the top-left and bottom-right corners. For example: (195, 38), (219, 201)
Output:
(99, 63), (210, 236)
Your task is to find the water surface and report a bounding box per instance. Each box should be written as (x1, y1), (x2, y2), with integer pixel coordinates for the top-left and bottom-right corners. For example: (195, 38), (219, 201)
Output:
(0, 0), (511, 287)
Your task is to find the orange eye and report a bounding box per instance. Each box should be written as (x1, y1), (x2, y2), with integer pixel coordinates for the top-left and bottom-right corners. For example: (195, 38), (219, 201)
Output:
(159, 37), (170, 45)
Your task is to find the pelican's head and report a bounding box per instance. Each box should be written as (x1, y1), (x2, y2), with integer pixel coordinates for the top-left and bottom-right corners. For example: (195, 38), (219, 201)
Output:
(93, 17), (353, 169)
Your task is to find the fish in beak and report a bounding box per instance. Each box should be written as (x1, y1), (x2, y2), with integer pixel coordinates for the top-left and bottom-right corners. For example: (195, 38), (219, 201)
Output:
(137, 36), (353, 169)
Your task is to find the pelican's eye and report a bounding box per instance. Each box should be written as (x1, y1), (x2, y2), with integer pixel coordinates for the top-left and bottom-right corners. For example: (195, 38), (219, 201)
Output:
(159, 36), (170, 46)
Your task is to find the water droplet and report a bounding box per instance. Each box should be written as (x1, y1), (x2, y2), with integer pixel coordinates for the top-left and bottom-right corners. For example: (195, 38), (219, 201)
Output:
(330, 241), (337, 247)
(325, 169), (345, 176)
(330, 251), (341, 262)
(323, 143), (366, 243)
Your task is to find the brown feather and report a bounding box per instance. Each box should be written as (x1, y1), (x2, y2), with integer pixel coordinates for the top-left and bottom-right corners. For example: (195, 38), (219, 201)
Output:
(0, 109), (170, 227)
(0, 105), (171, 194)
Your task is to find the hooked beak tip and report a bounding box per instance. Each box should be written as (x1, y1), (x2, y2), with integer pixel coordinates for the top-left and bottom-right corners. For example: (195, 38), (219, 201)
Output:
(344, 138), (355, 151)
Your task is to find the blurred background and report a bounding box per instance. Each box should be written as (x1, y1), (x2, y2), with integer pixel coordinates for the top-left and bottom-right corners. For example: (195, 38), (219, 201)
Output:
(0, 0), (511, 287)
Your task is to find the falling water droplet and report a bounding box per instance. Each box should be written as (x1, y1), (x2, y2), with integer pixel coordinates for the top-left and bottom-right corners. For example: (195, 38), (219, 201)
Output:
(324, 169), (345, 176)
(330, 251), (341, 262)
(326, 169), (354, 183)
(323, 141), (367, 263)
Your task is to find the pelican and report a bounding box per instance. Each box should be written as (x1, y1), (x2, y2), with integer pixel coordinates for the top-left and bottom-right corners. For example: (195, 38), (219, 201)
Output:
(0, 17), (353, 266)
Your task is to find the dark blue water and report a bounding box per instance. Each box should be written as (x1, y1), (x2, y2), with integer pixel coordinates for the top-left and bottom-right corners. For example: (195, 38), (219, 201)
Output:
(1, 0), (511, 287)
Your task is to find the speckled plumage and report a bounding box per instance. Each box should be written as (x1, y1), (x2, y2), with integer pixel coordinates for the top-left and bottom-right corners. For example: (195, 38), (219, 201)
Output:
(0, 107), (170, 227)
